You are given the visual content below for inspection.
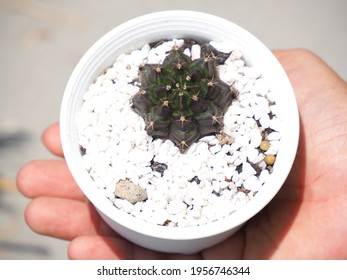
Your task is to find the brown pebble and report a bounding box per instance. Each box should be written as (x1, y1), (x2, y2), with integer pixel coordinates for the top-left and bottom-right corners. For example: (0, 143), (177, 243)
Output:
(114, 180), (147, 204)
(216, 132), (233, 145)
(264, 154), (276, 165)
(260, 140), (270, 151)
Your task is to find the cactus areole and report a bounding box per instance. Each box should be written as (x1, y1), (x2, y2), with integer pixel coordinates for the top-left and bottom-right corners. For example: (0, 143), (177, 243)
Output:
(132, 43), (237, 153)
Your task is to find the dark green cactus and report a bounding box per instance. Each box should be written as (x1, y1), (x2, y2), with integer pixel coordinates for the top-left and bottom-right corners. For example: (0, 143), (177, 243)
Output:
(132, 44), (237, 153)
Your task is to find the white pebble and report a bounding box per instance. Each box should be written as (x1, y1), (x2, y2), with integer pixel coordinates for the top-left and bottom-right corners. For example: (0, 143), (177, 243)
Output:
(246, 147), (260, 163)
(154, 209), (169, 225)
(259, 114), (271, 128)
(266, 140), (280, 155)
(229, 49), (243, 61)
(259, 169), (270, 184)
(210, 41), (236, 53)
(189, 205), (202, 218)
(243, 66), (262, 79)
(122, 199), (135, 213)
(167, 200), (187, 215)
(267, 132), (282, 141)
(243, 176), (261, 192)
(219, 68), (241, 84)
(233, 59), (245, 68)
(269, 117), (282, 132)
(183, 48), (191, 57)
(191, 44), (201, 60)
(209, 144), (222, 154)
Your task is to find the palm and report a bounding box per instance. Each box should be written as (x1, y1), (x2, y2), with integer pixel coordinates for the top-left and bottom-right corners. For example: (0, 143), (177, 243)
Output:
(17, 50), (347, 259)
(203, 50), (347, 259)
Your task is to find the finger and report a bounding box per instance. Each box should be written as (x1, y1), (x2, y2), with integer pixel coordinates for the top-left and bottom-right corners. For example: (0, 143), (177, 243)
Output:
(68, 236), (135, 260)
(25, 197), (115, 240)
(42, 122), (64, 157)
(201, 229), (245, 259)
(17, 160), (86, 200)
(273, 49), (346, 96)
(68, 235), (202, 260)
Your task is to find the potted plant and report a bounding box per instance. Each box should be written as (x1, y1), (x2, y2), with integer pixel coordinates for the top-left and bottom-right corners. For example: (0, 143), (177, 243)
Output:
(60, 10), (299, 254)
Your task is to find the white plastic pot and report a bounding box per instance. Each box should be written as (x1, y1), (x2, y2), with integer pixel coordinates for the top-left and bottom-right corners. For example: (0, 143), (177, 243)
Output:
(60, 10), (299, 254)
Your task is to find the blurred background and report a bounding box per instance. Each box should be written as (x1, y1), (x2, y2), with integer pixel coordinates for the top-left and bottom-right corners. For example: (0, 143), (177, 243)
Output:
(0, 0), (346, 259)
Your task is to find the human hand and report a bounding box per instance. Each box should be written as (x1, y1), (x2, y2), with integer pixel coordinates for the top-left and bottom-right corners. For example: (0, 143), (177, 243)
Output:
(17, 49), (347, 259)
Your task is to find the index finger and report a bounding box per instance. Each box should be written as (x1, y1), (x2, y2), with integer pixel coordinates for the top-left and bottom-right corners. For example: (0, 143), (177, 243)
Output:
(42, 122), (64, 157)
(17, 159), (86, 201)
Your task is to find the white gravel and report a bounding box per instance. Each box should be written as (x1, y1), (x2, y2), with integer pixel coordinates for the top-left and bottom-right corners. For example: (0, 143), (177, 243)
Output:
(76, 39), (282, 227)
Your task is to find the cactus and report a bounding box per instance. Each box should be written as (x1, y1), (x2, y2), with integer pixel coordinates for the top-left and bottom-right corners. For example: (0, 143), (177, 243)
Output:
(132, 43), (237, 153)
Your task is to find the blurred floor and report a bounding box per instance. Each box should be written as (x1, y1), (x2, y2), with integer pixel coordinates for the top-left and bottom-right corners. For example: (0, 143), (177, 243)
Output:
(0, 0), (346, 259)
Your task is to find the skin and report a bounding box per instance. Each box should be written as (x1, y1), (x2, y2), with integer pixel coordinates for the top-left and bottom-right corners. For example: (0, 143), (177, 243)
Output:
(17, 49), (347, 259)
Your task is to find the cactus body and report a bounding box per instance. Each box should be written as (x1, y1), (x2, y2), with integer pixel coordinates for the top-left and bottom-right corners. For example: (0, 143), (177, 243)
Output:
(132, 43), (236, 152)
